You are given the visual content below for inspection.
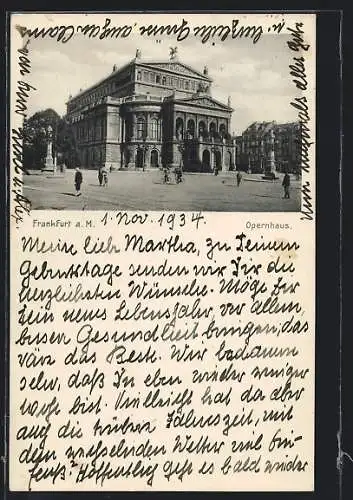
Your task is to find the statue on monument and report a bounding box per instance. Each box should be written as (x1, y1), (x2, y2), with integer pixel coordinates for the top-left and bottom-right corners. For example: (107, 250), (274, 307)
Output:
(263, 128), (277, 178)
(44, 124), (55, 172)
(135, 48), (142, 59)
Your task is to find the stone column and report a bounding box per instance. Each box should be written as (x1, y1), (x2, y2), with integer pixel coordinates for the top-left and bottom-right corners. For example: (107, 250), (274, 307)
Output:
(126, 145), (134, 169)
(145, 112), (149, 140)
(144, 146), (150, 169)
(131, 114), (137, 140)
(158, 119), (162, 142)
(232, 141), (237, 170)
(197, 141), (201, 165)
(44, 125), (54, 171)
(210, 139), (215, 171)
(221, 142), (227, 172)
(118, 117), (122, 143)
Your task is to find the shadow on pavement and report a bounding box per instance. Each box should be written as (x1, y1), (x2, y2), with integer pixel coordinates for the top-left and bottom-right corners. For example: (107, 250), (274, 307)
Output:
(153, 181), (178, 185)
(254, 194), (282, 199)
(60, 192), (77, 197)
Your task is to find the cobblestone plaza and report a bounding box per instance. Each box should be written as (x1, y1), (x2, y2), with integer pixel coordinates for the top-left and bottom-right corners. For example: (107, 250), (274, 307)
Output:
(23, 170), (301, 212)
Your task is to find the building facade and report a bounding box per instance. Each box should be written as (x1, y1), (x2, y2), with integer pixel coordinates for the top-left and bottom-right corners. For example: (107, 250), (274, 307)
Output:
(236, 121), (301, 174)
(66, 51), (236, 171)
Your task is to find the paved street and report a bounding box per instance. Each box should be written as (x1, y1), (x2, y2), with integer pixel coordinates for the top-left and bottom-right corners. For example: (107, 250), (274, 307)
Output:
(23, 169), (301, 212)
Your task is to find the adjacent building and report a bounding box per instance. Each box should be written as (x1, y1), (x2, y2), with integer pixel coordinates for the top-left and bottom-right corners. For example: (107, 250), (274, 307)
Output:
(66, 50), (236, 172)
(236, 121), (301, 174)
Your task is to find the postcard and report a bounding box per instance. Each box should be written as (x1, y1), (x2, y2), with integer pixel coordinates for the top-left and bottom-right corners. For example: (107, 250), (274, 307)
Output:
(9, 12), (315, 492)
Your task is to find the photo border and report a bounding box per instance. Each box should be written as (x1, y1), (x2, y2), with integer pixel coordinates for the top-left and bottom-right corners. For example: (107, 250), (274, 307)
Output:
(2, 6), (342, 500)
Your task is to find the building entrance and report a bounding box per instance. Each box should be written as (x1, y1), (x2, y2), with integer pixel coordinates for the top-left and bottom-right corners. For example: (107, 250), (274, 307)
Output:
(136, 149), (144, 168)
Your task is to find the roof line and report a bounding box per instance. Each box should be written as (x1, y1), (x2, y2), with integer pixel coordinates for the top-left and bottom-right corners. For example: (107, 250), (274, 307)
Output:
(70, 58), (136, 101)
(69, 58), (212, 102)
(137, 60), (212, 81)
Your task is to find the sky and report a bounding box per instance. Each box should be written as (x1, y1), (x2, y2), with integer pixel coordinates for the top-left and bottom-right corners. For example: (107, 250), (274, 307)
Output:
(13, 13), (307, 135)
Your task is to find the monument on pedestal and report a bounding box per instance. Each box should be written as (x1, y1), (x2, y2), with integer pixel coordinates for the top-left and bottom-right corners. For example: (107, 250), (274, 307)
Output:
(42, 125), (55, 172)
(263, 128), (278, 179)
(247, 154), (252, 174)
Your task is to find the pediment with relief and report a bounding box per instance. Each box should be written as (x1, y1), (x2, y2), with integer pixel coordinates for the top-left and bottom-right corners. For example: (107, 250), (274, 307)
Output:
(140, 62), (210, 81)
(176, 95), (231, 111)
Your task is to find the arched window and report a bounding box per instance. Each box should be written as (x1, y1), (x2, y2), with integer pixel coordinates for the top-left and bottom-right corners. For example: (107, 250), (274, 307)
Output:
(151, 119), (159, 140)
(156, 74), (161, 84)
(219, 123), (227, 137)
(137, 71), (142, 81)
(162, 76), (166, 86)
(176, 117), (184, 140)
(187, 119), (195, 138)
(198, 121), (206, 138)
(209, 122), (216, 137)
(137, 117), (145, 139)
(185, 80), (190, 90)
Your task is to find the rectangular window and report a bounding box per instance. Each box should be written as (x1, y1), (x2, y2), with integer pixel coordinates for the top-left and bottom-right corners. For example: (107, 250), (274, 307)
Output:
(137, 119), (145, 139)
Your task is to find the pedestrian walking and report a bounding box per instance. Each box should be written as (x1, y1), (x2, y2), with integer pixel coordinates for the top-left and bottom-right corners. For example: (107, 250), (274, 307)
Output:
(102, 169), (108, 187)
(175, 165), (183, 184)
(282, 172), (290, 199)
(236, 171), (242, 187)
(163, 166), (170, 184)
(98, 167), (103, 186)
(74, 167), (83, 196)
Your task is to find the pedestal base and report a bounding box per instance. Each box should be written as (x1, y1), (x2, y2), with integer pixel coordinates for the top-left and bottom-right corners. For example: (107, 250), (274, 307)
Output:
(103, 162), (120, 171)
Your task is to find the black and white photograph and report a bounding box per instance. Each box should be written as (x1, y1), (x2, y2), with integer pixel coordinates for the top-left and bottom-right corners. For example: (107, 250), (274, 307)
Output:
(9, 12), (319, 494)
(16, 13), (314, 212)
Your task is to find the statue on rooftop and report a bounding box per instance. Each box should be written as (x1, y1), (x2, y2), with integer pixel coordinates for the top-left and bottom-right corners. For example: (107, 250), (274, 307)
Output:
(197, 81), (209, 93)
(169, 46), (178, 60)
(135, 49), (142, 59)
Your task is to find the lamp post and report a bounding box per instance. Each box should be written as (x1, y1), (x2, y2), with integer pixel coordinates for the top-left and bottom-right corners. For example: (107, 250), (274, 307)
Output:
(178, 140), (185, 170)
(211, 138), (219, 175)
(142, 137), (148, 171)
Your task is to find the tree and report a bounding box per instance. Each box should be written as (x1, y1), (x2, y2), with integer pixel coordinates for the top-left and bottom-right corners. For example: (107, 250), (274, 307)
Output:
(23, 109), (61, 169)
(23, 109), (80, 169)
(56, 118), (80, 168)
